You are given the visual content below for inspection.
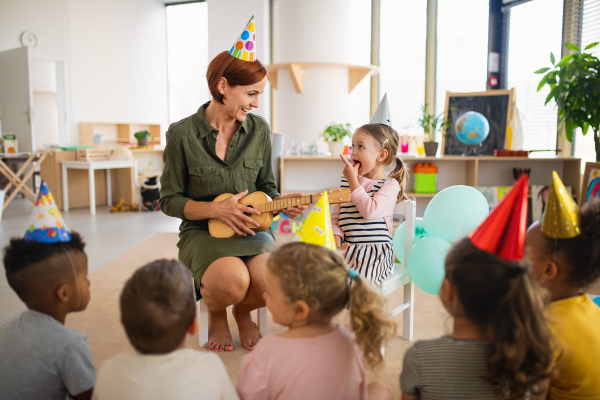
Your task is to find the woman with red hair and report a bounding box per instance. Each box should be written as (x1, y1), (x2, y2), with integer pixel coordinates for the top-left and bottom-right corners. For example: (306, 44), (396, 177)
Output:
(160, 19), (308, 352)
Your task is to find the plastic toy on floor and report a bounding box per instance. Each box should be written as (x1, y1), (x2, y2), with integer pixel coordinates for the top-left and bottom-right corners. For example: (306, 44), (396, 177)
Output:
(142, 199), (161, 212)
(109, 199), (127, 212)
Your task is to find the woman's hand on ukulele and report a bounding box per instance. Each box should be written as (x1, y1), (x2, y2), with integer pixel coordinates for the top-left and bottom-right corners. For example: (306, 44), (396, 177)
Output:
(214, 190), (261, 236)
(274, 193), (310, 219)
(340, 155), (360, 192)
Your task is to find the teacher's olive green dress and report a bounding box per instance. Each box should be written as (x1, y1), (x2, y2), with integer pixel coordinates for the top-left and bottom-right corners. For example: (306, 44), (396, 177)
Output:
(160, 102), (279, 297)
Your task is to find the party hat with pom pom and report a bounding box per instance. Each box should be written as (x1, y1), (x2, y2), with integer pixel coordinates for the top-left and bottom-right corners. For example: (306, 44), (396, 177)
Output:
(24, 180), (72, 243)
(296, 191), (337, 251)
(229, 16), (256, 61)
(469, 175), (529, 260)
(541, 171), (580, 239)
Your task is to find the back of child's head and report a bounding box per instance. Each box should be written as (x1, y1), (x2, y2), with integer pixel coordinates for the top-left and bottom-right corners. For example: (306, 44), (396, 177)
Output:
(542, 198), (600, 288)
(445, 238), (554, 399)
(120, 259), (195, 354)
(267, 242), (396, 368)
(3, 231), (85, 304)
(356, 123), (408, 201)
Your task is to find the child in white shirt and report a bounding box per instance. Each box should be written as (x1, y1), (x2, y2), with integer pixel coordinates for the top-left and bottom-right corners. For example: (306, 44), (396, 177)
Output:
(93, 259), (239, 400)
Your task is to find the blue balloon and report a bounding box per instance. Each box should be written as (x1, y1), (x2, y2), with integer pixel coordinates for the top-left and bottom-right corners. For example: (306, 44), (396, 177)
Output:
(392, 217), (425, 264)
(422, 186), (489, 243)
(407, 236), (452, 295)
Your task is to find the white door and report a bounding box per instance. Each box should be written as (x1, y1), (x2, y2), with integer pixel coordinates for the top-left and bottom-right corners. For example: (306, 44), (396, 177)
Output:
(0, 47), (34, 152)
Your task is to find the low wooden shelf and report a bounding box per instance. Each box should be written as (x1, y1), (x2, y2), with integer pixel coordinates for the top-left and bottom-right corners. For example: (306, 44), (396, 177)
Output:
(79, 122), (161, 146)
(279, 155), (582, 216)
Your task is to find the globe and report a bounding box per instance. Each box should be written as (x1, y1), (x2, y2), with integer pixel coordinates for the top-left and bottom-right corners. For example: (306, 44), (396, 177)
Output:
(454, 111), (490, 146)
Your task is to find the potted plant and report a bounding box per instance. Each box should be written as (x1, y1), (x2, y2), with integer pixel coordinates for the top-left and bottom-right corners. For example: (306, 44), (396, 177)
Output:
(320, 123), (352, 156)
(536, 42), (600, 161)
(134, 130), (151, 147)
(418, 103), (452, 156)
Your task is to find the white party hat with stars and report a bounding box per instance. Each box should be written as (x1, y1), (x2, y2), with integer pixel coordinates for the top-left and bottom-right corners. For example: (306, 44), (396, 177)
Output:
(541, 171), (581, 239)
(229, 16), (256, 62)
(369, 93), (392, 127)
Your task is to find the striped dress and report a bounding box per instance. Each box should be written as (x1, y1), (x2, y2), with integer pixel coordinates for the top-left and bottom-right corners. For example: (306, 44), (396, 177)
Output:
(332, 175), (400, 286)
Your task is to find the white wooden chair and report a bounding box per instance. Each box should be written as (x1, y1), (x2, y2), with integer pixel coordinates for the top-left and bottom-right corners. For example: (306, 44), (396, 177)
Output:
(197, 297), (267, 348)
(381, 200), (416, 340)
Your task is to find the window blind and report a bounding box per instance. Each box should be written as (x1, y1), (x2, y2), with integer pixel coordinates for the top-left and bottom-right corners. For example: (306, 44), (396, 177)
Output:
(435, 0), (489, 125)
(573, 0), (600, 163)
(379, 0), (427, 133)
(506, 0), (563, 151)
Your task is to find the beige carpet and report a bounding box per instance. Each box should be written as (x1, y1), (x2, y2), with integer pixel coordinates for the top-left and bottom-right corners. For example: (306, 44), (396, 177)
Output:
(65, 232), (450, 398)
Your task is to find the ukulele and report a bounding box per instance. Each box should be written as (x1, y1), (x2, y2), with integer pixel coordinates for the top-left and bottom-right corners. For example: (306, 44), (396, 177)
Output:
(208, 188), (351, 238)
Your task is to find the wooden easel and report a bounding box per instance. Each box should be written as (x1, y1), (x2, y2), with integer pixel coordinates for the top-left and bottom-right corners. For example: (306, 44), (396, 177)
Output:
(0, 152), (47, 211)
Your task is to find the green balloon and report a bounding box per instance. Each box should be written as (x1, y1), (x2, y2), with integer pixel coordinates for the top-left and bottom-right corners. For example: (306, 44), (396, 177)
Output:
(422, 186), (489, 243)
(392, 217), (424, 264)
(407, 236), (452, 295)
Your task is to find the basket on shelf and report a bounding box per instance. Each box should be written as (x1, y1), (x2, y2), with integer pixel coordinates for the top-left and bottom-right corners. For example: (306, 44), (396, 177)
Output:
(76, 148), (111, 162)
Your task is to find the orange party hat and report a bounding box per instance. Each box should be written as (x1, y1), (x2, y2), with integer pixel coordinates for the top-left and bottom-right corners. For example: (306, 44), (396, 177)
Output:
(469, 175), (529, 260)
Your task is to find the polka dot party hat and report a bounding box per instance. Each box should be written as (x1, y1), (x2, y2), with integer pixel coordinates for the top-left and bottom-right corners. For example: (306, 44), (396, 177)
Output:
(296, 191), (337, 251)
(229, 15), (256, 62)
(24, 180), (72, 243)
(469, 175), (529, 260)
(541, 171), (580, 239)
(369, 93), (392, 127)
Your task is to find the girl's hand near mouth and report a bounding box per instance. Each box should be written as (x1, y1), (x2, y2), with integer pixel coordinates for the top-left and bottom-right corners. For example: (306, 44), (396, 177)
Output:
(340, 155), (361, 192)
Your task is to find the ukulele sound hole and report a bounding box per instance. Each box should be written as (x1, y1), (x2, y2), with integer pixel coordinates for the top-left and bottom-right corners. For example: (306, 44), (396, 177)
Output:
(244, 205), (255, 218)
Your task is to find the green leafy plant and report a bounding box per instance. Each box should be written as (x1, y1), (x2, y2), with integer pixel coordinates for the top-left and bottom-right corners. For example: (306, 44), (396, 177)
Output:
(536, 42), (600, 161)
(418, 103), (453, 142)
(134, 130), (150, 140)
(320, 123), (352, 142)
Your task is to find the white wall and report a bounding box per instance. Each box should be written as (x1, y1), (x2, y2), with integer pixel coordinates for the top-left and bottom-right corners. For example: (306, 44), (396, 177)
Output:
(0, 0), (169, 145)
(274, 0), (372, 152)
(68, 0), (168, 143)
(206, 0), (271, 123)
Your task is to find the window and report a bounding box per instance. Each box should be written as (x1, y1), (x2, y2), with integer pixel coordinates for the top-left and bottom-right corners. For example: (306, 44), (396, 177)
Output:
(379, 0), (427, 133)
(166, 2), (209, 124)
(435, 0), (489, 122)
(506, 0), (564, 151)
(574, 0), (600, 163)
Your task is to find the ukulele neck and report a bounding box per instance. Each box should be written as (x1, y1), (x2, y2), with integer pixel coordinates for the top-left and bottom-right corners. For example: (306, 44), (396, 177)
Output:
(262, 195), (314, 213)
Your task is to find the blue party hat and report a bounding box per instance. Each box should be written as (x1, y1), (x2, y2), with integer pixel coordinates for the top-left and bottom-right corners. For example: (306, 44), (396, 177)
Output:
(24, 180), (72, 243)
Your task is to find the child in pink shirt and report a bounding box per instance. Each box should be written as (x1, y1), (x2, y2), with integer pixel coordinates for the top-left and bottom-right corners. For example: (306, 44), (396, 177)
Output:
(237, 243), (396, 400)
(332, 122), (408, 285)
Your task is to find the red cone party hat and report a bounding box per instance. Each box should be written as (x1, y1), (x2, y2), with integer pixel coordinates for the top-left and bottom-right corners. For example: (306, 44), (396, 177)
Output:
(469, 175), (529, 260)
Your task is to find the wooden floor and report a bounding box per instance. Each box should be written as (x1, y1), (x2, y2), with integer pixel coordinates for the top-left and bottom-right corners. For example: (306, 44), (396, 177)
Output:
(0, 197), (181, 326)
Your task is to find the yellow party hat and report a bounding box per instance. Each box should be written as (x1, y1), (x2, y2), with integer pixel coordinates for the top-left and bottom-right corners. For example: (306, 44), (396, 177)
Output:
(296, 191), (337, 250)
(541, 171), (581, 239)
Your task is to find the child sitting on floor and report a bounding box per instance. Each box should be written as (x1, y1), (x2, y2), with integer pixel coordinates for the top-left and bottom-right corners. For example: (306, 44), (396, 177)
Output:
(0, 182), (95, 400)
(401, 178), (554, 400)
(93, 259), (239, 400)
(525, 173), (600, 400)
(332, 94), (408, 286)
(237, 242), (396, 400)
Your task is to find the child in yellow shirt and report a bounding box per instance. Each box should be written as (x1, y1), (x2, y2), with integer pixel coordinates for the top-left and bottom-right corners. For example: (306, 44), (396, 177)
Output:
(525, 173), (600, 400)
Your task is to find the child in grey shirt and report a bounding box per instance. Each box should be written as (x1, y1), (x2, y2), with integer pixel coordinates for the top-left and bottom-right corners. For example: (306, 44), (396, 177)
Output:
(0, 229), (95, 400)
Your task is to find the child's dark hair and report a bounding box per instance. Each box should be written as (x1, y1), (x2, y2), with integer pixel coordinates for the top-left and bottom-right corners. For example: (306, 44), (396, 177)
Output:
(3, 231), (85, 303)
(267, 242), (397, 369)
(356, 123), (408, 202)
(445, 238), (554, 399)
(542, 198), (600, 287)
(120, 259), (195, 354)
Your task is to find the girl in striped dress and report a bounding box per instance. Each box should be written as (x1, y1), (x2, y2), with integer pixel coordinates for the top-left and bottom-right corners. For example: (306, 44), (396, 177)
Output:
(332, 122), (407, 286)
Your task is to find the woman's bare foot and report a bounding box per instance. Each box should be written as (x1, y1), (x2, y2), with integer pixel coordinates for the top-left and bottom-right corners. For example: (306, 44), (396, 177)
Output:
(233, 306), (263, 350)
(207, 309), (234, 351)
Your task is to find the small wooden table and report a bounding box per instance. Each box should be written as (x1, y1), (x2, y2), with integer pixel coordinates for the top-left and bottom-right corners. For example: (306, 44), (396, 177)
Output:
(61, 160), (138, 215)
(0, 152), (48, 211)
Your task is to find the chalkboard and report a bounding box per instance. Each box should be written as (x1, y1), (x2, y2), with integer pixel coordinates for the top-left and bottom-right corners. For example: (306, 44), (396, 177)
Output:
(442, 89), (515, 155)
